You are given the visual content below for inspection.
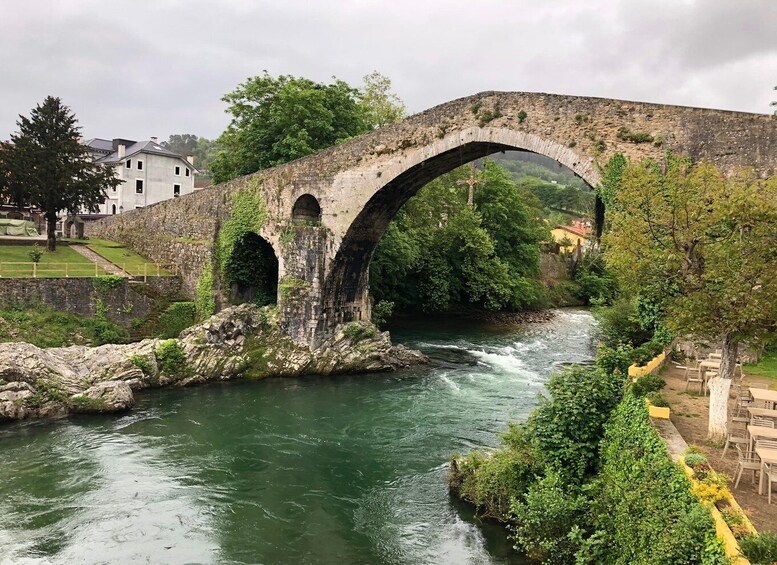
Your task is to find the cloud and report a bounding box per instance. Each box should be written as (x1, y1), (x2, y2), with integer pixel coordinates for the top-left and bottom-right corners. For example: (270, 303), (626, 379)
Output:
(1, 0), (775, 141)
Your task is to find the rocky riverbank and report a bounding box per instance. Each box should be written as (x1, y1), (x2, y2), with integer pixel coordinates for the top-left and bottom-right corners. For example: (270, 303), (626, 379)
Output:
(0, 304), (427, 422)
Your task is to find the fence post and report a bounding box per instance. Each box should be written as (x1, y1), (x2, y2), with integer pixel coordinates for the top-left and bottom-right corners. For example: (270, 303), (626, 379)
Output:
(95, 262), (98, 277)
(144, 263), (148, 283)
(156, 263), (160, 277)
(65, 263), (69, 278)
(33, 262), (37, 278)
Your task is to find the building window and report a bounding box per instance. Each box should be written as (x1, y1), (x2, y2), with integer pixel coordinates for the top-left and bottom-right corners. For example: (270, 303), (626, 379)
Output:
(136, 179), (143, 193)
(137, 160), (143, 170)
(111, 204), (116, 215)
(185, 168), (190, 177)
(173, 184), (180, 197)
(126, 159), (131, 168)
(175, 166), (180, 175)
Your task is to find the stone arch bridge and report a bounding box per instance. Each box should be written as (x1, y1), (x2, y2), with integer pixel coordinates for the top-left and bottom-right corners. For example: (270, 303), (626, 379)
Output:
(87, 92), (777, 347)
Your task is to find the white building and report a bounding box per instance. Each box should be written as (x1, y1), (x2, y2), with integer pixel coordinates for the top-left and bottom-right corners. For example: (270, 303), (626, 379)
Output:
(85, 137), (198, 215)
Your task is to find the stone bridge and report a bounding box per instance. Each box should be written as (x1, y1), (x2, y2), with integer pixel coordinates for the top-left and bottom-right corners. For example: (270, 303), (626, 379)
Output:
(87, 91), (777, 347)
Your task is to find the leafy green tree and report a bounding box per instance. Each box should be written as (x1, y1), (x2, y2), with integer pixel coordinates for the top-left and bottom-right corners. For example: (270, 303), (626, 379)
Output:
(5, 96), (120, 250)
(210, 72), (370, 183)
(358, 71), (406, 128)
(603, 155), (777, 440)
(162, 134), (217, 176)
(370, 160), (548, 313)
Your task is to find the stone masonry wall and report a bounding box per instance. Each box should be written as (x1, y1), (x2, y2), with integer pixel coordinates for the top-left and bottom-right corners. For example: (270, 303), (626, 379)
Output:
(0, 276), (183, 327)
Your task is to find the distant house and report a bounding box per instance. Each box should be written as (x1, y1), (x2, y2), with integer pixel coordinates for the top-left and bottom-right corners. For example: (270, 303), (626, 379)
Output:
(84, 137), (199, 215)
(550, 219), (592, 254)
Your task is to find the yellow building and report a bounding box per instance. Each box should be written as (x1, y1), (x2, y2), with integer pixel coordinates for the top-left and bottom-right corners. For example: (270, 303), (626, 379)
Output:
(550, 221), (591, 253)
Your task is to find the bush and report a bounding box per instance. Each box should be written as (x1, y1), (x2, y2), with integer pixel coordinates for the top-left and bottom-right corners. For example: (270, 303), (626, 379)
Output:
(82, 317), (129, 345)
(645, 391), (669, 407)
(631, 373), (666, 397)
(584, 394), (726, 564)
(510, 471), (588, 564)
(27, 245), (43, 263)
(155, 339), (189, 376)
(449, 423), (539, 522)
(529, 365), (626, 482)
(595, 342), (634, 377)
(738, 532), (777, 564)
(158, 302), (198, 338)
(683, 452), (708, 468)
(593, 298), (653, 348)
(372, 300), (394, 328)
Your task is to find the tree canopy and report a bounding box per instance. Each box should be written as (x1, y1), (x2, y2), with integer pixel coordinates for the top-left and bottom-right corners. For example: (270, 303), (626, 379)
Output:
(370, 160), (549, 313)
(210, 72), (371, 183)
(2, 96), (120, 250)
(603, 153), (777, 440)
(162, 134), (217, 177)
(358, 71), (406, 129)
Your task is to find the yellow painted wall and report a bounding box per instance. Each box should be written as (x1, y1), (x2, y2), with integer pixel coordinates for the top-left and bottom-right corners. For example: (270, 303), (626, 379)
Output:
(550, 227), (588, 253)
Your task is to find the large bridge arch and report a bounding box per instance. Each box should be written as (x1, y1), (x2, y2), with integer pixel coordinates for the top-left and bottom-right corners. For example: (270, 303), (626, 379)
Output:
(83, 91), (777, 347)
(319, 127), (598, 334)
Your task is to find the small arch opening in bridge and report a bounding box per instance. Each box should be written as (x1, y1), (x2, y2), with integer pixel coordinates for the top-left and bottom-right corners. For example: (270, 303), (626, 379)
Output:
(225, 232), (279, 306)
(292, 194), (322, 225)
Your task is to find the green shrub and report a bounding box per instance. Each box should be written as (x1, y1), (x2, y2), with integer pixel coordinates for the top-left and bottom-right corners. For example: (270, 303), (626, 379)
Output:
(93, 275), (125, 293)
(683, 452), (708, 469)
(129, 354), (152, 376)
(450, 426), (539, 522)
(82, 317), (129, 345)
(631, 373), (665, 397)
(27, 245), (43, 263)
(155, 339), (189, 376)
(510, 471), (588, 564)
(583, 394), (726, 564)
(371, 300), (394, 328)
(529, 365), (626, 482)
(342, 323), (376, 343)
(738, 533), (777, 565)
(645, 391), (669, 408)
(158, 302), (198, 338)
(595, 343), (634, 377)
(593, 297), (653, 348)
(196, 268), (215, 319)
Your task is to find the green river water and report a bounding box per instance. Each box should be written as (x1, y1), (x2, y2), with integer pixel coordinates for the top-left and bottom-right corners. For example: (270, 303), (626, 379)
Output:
(0, 309), (597, 565)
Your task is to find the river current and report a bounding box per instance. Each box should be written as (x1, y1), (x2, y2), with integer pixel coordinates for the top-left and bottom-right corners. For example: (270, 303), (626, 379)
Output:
(0, 309), (597, 565)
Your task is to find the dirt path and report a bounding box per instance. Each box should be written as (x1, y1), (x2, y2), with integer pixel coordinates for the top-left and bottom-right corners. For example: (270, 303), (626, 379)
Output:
(661, 363), (777, 533)
(69, 245), (128, 276)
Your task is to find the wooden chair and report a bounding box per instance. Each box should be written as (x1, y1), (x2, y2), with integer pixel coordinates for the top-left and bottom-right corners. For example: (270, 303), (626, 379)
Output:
(765, 463), (777, 504)
(733, 385), (754, 418)
(752, 416), (776, 429)
(734, 444), (761, 488)
(677, 361), (704, 394)
(722, 418), (750, 458)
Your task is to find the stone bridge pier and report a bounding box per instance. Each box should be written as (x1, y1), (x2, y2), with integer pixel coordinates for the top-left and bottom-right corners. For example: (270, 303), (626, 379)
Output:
(86, 91), (777, 349)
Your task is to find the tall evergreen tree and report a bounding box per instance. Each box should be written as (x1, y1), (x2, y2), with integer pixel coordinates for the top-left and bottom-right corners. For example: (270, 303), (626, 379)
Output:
(5, 96), (120, 250)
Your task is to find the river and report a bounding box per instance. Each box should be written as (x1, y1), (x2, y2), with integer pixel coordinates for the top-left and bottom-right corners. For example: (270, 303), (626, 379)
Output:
(0, 309), (597, 565)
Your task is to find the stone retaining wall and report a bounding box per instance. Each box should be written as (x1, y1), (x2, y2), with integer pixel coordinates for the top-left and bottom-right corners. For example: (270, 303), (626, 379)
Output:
(0, 276), (183, 326)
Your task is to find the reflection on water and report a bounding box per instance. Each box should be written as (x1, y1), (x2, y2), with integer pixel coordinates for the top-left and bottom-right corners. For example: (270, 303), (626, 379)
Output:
(0, 309), (596, 565)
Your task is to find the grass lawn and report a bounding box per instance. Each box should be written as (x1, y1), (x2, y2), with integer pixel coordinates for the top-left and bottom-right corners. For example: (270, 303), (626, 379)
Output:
(0, 244), (105, 277)
(744, 347), (777, 381)
(67, 238), (171, 276)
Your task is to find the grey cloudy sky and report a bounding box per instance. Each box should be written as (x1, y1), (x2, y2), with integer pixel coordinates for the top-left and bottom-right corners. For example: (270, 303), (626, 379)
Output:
(1, 0), (776, 142)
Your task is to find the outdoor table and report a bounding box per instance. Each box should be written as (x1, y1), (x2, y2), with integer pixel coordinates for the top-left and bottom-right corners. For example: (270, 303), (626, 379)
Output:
(756, 446), (777, 495)
(707, 353), (722, 360)
(748, 425), (777, 451)
(698, 360), (721, 392)
(747, 406), (777, 420)
(750, 387), (777, 410)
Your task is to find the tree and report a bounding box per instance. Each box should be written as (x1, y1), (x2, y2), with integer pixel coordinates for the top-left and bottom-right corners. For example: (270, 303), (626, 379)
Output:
(210, 72), (370, 183)
(358, 71), (406, 129)
(5, 96), (120, 250)
(162, 134), (217, 176)
(603, 154), (777, 440)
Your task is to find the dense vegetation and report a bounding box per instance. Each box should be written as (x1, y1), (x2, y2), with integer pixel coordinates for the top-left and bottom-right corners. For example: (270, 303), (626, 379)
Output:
(450, 338), (727, 564)
(370, 160), (549, 313)
(0, 304), (129, 347)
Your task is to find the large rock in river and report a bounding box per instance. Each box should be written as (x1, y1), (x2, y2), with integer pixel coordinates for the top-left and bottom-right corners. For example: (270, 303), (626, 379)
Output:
(0, 304), (426, 423)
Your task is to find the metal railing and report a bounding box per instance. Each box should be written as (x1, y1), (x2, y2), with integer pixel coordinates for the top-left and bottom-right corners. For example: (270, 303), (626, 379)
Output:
(0, 262), (178, 280)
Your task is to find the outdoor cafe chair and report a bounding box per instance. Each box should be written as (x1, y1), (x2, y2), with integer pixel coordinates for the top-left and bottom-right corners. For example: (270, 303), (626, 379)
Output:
(722, 418), (750, 458)
(734, 444), (761, 488)
(678, 362), (704, 394)
(765, 462), (777, 504)
(752, 416), (776, 429)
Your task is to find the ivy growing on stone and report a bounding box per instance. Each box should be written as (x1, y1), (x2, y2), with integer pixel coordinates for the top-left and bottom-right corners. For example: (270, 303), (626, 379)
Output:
(196, 267), (215, 319)
(216, 177), (268, 280)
